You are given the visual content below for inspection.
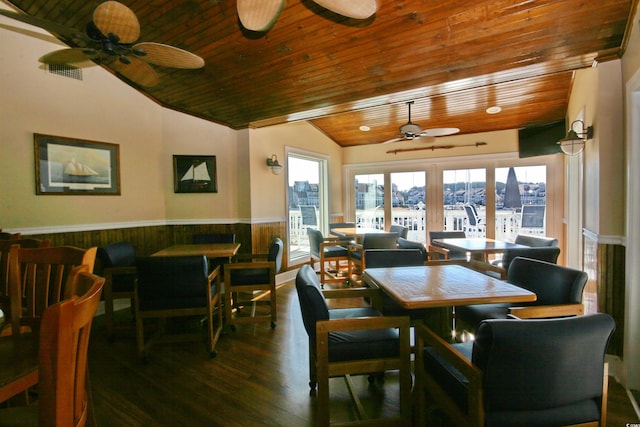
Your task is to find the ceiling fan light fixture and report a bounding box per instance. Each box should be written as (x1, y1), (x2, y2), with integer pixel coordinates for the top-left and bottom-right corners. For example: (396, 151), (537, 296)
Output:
(486, 106), (502, 114)
(359, 125), (370, 132)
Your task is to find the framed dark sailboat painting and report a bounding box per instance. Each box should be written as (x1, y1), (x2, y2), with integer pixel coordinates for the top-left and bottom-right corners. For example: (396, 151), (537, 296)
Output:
(173, 155), (217, 193)
(34, 134), (121, 195)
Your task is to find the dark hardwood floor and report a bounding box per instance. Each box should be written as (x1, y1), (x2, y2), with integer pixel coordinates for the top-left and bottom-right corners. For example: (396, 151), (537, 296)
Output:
(88, 278), (639, 426)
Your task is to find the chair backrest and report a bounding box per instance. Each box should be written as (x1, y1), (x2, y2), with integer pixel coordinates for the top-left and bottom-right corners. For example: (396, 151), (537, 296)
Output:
(507, 257), (587, 306)
(268, 237), (284, 274)
(38, 271), (104, 427)
(361, 233), (399, 250)
(306, 228), (323, 259)
(135, 255), (209, 311)
(192, 233), (236, 244)
(513, 234), (558, 247)
(397, 237), (429, 261)
(389, 225), (409, 239)
(364, 249), (424, 268)
(520, 205), (546, 228)
(295, 264), (329, 341)
(464, 205), (479, 226)
(1, 238), (49, 301)
(8, 245), (97, 335)
(0, 232), (21, 240)
(96, 241), (136, 272)
(500, 246), (560, 272)
(472, 314), (615, 425)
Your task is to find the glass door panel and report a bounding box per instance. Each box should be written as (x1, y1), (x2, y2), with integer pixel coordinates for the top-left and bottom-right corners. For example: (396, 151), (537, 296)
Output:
(495, 165), (547, 241)
(443, 168), (486, 237)
(287, 154), (326, 263)
(354, 173), (384, 229)
(391, 171), (426, 243)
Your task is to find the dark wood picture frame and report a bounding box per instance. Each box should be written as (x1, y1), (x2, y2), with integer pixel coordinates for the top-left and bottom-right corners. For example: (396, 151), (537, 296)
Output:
(173, 155), (217, 193)
(34, 133), (121, 195)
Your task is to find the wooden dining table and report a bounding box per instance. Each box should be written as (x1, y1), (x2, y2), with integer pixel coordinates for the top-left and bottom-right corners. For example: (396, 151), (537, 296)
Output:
(151, 243), (241, 258)
(432, 237), (528, 262)
(0, 334), (39, 403)
(363, 264), (536, 336)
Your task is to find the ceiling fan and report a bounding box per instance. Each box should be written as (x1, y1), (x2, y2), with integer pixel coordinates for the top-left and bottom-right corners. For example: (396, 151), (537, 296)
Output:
(0, 1), (204, 87)
(382, 101), (460, 144)
(237, 0), (377, 32)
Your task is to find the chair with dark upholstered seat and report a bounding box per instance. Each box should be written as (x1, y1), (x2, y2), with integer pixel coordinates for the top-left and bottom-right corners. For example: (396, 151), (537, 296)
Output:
(428, 230), (467, 260)
(397, 237), (438, 261)
(455, 256), (588, 333)
(134, 255), (223, 361)
(491, 234), (559, 268)
(307, 228), (348, 287)
(347, 232), (399, 282)
(0, 231), (21, 240)
(96, 241), (138, 341)
(389, 224), (409, 239)
(224, 237), (283, 329)
(295, 264), (411, 426)
(416, 313), (615, 427)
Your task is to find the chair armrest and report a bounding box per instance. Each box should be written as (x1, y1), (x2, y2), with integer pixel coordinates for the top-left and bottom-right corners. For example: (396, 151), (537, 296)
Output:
(225, 260), (274, 270)
(319, 240), (346, 250)
(231, 253), (269, 263)
(414, 323), (479, 379)
(509, 303), (584, 319)
(316, 315), (411, 375)
(427, 245), (450, 259)
(207, 265), (221, 283)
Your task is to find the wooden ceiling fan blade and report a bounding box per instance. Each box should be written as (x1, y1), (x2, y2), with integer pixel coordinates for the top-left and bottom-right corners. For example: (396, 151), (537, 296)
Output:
(237, 0), (286, 32)
(134, 42), (204, 69)
(0, 8), (83, 40)
(112, 57), (159, 87)
(39, 48), (99, 65)
(312, 0), (377, 19)
(93, 1), (140, 44)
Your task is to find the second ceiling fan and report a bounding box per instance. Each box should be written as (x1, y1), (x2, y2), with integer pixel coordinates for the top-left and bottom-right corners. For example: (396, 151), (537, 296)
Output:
(382, 101), (460, 144)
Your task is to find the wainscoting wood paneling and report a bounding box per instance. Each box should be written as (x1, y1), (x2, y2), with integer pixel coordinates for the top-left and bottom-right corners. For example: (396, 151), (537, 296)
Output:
(597, 242), (626, 357)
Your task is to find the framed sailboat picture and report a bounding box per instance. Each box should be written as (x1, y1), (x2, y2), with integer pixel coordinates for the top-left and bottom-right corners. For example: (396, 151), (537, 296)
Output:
(34, 134), (121, 195)
(173, 155), (217, 193)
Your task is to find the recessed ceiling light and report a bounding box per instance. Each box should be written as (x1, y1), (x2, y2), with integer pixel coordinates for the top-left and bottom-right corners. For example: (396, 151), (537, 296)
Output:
(486, 106), (502, 114)
(359, 125), (371, 132)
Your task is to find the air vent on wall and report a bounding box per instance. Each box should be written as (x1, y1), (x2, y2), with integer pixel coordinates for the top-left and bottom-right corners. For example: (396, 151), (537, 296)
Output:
(47, 64), (82, 81)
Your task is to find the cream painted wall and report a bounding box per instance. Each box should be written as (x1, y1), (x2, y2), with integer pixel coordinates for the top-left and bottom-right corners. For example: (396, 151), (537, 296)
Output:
(161, 108), (240, 222)
(568, 62), (625, 236)
(342, 129), (519, 164)
(249, 122), (343, 220)
(0, 7), (239, 230)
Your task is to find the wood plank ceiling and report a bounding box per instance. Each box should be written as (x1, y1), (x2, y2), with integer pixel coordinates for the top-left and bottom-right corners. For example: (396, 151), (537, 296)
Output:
(2, 0), (635, 147)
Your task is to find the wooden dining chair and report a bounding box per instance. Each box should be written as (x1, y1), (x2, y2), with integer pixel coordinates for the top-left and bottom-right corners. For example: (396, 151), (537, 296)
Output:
(307, 228), (349, 287)
(0, 271), (104, 427)
(6, 245), (97, 336)
(0, 231), (21, 240)
(0, 238), (50, 328)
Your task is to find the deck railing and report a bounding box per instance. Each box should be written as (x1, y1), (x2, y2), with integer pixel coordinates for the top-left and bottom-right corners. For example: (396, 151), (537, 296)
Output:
(289, 207), (545, 258)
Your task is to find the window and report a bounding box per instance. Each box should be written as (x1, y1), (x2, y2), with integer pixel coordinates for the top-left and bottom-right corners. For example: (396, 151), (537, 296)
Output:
(443, 168), (486, 237)
(391, 172), (426, 243)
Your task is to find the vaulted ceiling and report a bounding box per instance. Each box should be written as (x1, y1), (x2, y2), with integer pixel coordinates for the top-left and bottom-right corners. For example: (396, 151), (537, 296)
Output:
(1, 0), (635, 147)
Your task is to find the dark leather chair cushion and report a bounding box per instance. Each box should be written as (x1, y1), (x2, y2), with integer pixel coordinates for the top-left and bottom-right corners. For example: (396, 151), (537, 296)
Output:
(397, 238), (429, 260)
(499, 246), (560, 271)
(136, 255), (214, 310)
(97, 241), (137, 292)
(423, 314), (615, 426)
(229, 237), (283, 286)
(324, 245), (348, 258)
(472, 315), (614, 425)
(514, 234), (558, 247)
(455, 303), (510, 329)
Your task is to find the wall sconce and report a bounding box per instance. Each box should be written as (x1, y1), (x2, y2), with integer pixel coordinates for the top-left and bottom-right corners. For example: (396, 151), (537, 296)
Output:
(266, 154), (283, 175)
(557, 120), (594, 156)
